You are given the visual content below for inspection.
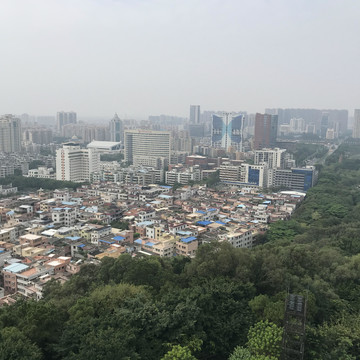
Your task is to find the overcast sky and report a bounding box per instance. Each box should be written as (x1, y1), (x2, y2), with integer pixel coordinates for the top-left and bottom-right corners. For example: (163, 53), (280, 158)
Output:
(0, 0), (359, 119)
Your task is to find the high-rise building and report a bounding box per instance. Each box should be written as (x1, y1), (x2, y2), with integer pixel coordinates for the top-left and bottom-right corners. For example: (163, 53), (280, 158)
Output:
(124, 130), (171, 168)
(109, 113), (124, 143)
(23, 127), (53, 144)
(0, 115), (21, 153)
(352, 110), (360, 139)
(289, 118), (306, 133)
(320, 112), (329, 138)
(56, 111), (77, 132)
(189, 124), (205, 138)
(211, 113), (244, 151)
(254, 113), (278, 150)
(61, 124), (109, 143)
(190, 105), (200, 124)
(265, 108), (348, 135)
(254, 148), (286, 169)
(56, 143), (100, 182)
(189, 105), (204, 138)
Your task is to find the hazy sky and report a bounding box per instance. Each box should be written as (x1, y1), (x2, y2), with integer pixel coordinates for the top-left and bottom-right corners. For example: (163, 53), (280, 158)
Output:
(0, 0), (359, 118)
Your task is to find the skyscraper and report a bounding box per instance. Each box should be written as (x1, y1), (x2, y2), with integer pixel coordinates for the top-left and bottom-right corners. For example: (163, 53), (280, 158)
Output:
(190, 105), (200, 124)
(320, 112), (329, 138)
(0, 114), (21, 153)
(189, 105), (204, 138)
(124, 130), (171, 168)
(211, 112), (244, 151)
(109, 113), (123, 143)
(56, 111), (77, 132)
(352, 110), (360, 139)
(254, 113), (278, 150)
(56, 143), (99, 182)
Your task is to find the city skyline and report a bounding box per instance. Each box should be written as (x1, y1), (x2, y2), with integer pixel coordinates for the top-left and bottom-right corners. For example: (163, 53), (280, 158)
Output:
(0, 0), (359, 117)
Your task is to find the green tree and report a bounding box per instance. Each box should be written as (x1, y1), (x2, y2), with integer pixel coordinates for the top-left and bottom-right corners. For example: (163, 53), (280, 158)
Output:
(249, 293), (286, 325)
(110, 220), (129, 230)
(246, 320), (283, 359)
(29, 160), (45, 169)
(161, 341), (201, 360)
(229, 346), (252, 360)
(306, 314), (360, 359)
(161, 345), (195, 359)
(0, 327), (43, 360)
(229, 345), (276, 359)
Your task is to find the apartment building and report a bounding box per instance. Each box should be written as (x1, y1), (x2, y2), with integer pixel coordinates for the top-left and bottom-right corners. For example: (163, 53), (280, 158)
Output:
(56, 143), (100, 182)
(124, 130), (171, 168)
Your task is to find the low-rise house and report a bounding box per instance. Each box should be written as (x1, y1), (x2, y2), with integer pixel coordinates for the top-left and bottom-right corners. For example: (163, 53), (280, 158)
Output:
(176, 236), (198, 257)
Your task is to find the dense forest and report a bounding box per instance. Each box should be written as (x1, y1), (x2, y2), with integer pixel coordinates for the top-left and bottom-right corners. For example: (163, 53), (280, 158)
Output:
(1, 144), (360, 359)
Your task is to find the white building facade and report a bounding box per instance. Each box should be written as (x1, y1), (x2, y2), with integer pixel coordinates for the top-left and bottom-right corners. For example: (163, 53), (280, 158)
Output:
(56, 143), (100, 182)
(0, 115), (21, 153)
(124, 130), (171, 168)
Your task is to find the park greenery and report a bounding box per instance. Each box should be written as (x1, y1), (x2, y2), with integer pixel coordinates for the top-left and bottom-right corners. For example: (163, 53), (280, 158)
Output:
(285, 143), (328, 166)
(29, 160), (46, 170)
(110, 220), (129, 230)
(0, 175), (83, 191)
(1, 144), (360, 358)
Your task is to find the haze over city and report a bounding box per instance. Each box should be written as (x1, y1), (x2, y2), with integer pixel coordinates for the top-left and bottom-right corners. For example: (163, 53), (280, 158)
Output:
(1, 0), (359, 118)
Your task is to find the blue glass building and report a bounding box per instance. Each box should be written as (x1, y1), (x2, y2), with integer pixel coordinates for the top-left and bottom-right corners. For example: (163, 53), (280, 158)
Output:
(211, 113), (244, 151)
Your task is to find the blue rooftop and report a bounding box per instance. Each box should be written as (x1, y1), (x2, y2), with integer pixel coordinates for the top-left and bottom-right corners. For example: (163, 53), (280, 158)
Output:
(159, 194), (172, 199)
(181, 236), (197, 243)
(160, 185), (172, 189)
(134, 239), (142, 244)
(78, 244), (85, 248)
(145, 242), (154, 247)
(263, 200), (271, 204)
(62, 201), (76, 206)
(99, 239), (115, 245)
(66, 236), (81, 241)
(196, 210), (206, 214)
(6, 210), (14, 215)
(208, 208), (217, 212)
(215, 221), (226, 225)
(197, 220), (212, 226)
(113, 236), (125, 241)
(53, 208), (63, 211)
(136, 221), (154, 227)
(3, 263), (29, 273)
